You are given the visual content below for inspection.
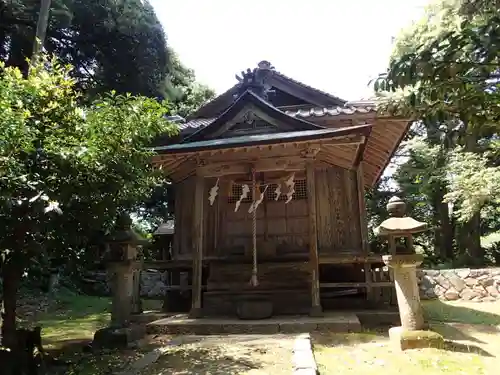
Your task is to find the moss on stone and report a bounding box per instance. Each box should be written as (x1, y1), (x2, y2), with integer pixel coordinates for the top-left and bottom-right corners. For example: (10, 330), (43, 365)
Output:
(389, 327), (445, 350)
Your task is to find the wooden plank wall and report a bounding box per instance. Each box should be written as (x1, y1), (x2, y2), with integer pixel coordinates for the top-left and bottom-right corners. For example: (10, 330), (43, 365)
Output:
(222, 198), (309, 256)
(172, 176), (194, 258)
(315, 165), (362, 254)
(172, 165), (363, 259)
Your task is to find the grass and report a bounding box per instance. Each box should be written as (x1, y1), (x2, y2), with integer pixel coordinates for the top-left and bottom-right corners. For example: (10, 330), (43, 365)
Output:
(16, 290), (163, 374)
(13, 291), (500, 374)
(313, 300), (500, 375)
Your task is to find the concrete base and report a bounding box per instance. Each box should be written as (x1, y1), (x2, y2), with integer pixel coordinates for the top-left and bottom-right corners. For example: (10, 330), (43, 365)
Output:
(188, 307), (203, 319)
(147, 312), (361, 336)
(92, 325), (146, 350)
(388, 326), (444, 351)
(309, 305), (323, 317)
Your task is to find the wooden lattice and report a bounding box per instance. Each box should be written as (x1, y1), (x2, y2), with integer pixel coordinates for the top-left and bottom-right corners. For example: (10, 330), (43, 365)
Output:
(228, 183), (253, 203)
(228, 178), (307, 203)
(265, 179), (307, 201)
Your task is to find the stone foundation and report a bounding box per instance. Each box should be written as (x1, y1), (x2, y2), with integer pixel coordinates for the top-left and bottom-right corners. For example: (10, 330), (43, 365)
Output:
(418, 268), (500, 302)
(83, 267), (500, 303)
(83, 270), (168, 298)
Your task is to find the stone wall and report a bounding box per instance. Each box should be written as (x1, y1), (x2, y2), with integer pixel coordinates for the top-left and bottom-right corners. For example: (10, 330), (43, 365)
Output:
(418, 268), (500, 302)
(85, 267), (500, 303)
(83, 270), (168, 298)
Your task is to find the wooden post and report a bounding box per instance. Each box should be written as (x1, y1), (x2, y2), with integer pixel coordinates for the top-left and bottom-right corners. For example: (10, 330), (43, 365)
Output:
(306, 162), (322, 316)
(190, 174), (205, 318)
(357, 163), (373, 303)
(356, 163), (369, 253)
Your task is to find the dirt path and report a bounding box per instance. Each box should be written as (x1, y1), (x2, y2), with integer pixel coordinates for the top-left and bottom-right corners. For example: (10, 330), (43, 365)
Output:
(138, 334), (297, 375)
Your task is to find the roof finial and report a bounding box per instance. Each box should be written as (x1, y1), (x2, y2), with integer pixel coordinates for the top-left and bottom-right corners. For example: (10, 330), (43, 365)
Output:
(386, 196), (406, 217)
(234, 61), (275, 101)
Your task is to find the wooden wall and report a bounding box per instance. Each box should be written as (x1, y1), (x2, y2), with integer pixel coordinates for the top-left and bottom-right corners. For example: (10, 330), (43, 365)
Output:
(172, 164), (363, 260)
(315, 165), (362, 254)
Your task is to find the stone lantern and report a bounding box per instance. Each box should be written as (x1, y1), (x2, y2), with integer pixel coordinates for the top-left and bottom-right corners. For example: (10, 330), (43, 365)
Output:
(376, 197), (444, 350)
(93, 213), (148, 349)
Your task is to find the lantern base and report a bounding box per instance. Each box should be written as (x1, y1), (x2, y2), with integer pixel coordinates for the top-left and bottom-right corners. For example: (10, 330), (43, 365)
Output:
(92, 325), (145, 350)
(388, 326), (444, 351)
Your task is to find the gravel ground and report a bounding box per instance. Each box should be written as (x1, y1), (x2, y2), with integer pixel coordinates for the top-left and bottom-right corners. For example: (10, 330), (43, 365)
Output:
(138, 334), (297, 375)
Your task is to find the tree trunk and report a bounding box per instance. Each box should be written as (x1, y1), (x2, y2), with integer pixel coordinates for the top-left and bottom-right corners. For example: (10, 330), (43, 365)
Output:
(457, 129), (483, 266)
(1, 256), (24, 349)
(437, 191), (454, 260)
(458, 213), (483, 266)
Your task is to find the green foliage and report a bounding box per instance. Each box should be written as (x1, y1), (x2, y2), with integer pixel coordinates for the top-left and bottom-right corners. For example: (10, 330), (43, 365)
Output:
(369, 0), (500, 265)
(1, 0), (169, 97)
(0, 54), (175, 276)
(163, 48), (216, 117)
(444, 149), (500, 222)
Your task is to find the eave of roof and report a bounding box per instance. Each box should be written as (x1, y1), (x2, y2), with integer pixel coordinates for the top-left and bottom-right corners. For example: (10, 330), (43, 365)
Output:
(154, 125), (372, 154)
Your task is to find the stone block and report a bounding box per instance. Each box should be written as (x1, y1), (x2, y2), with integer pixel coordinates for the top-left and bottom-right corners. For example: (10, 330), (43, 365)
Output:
(455, 268), (471, 279)
(280, 322), (318, 333)
(444, 289), (460, 301)
(464, 277), (478, 287)
(236, 300), (273, 320)
(486, 285), (499, 297)
(447, 275), (466, 292)
(388, 327), (444, 351)
(459, 288), (480, 301)
(92, 325), (146, 350)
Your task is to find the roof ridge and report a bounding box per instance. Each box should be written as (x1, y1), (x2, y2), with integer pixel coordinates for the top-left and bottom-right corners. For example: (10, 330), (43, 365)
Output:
(274, 71), (347, 105)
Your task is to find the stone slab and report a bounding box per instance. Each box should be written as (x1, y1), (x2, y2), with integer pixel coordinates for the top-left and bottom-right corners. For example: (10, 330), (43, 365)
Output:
(92, 325), (146, 350)
(388, 326), (444, 351)
(146, 312), (361, 335)
(292, 333), (318, 375)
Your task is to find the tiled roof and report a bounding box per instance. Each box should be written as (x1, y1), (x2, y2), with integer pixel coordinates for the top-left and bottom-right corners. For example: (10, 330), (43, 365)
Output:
(179, 104), (376, 133)
(284, 104), (376, 118)
(273, 71), (346, 106)
(177, 118), (213, 131)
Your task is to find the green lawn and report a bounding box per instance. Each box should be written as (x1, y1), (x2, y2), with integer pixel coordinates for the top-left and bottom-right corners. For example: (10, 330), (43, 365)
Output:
(314, 300), (500, 375)
(14, 291), (500, 374)
(16, 291), (163, 374)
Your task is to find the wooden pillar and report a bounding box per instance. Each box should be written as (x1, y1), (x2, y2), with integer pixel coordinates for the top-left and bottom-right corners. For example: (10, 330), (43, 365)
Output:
(356, 163), (369, 253)
(306, 162), (322, 316)
(357, 163), (373, 303)
(190, 174), (205, 318)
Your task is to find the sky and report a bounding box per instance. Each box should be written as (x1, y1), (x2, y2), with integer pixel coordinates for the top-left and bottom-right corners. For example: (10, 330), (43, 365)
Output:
(150, 0), (430, 101)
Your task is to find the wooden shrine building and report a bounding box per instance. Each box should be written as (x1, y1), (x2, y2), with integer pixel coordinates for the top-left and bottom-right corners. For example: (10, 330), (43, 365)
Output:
(152, 61), (410, 318)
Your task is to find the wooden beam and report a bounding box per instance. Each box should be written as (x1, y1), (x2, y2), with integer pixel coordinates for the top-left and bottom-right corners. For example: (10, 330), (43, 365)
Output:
(197, 156), (307, 177)
(306, 162), (322, 316)
(189, 174), (204, 318)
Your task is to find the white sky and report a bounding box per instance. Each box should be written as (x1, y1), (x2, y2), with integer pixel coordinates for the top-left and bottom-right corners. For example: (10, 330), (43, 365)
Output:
(150, 0), (429, 100)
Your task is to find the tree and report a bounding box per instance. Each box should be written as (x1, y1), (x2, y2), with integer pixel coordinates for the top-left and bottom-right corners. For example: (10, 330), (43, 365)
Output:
(1, 0), (170, 97)
(0, 56), (176, 347)
(163, 48), (216, 118)
(374, 0), (500, 265)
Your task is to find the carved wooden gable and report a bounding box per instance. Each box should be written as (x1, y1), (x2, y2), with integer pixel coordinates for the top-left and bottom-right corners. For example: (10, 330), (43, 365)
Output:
(184, 89), (324, 143)
(212, 111), (285, 139)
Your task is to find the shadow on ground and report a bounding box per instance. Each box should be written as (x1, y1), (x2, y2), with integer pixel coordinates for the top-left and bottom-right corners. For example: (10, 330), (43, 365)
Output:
(312, 330), (388, 347)
(423, 299), (500, 325)
(147, 345), (263, 375)
(442, 340), (494, 357)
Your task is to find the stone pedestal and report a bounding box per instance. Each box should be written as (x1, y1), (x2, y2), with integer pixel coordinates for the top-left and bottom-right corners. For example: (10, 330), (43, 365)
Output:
(383, 254), (425, 330)
(92, 214), (147, 349)
(383, 254), (443, 350)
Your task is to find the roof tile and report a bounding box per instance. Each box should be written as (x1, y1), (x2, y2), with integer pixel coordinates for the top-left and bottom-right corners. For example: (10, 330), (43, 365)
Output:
(179, 104), (376, 134)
